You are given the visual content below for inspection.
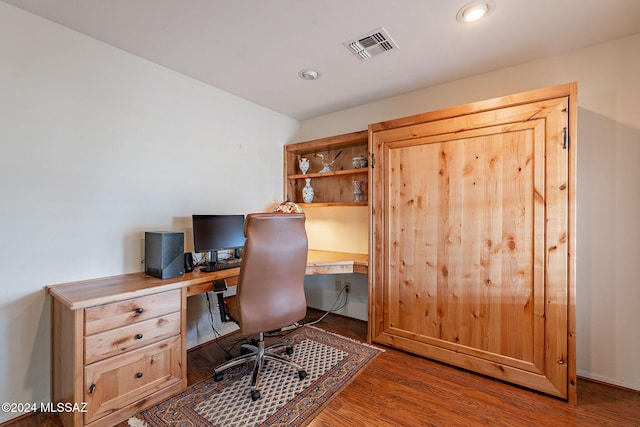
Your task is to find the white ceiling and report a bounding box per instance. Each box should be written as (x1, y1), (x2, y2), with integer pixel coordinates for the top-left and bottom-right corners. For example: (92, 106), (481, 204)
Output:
(4, 0), (640, 120)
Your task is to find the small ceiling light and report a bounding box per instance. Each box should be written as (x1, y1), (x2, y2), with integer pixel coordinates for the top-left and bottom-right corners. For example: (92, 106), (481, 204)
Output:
(298, 69), (320, 80)
(456, 0), (495, 23)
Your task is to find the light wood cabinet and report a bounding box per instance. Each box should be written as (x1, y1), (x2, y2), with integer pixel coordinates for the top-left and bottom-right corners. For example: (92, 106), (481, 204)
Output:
(84, 336), (182, 424)
(368, 84), (577, 402)
(51, 288), (186, 427)
(84, 312), (181, 364)
(284, 130), (369, 206)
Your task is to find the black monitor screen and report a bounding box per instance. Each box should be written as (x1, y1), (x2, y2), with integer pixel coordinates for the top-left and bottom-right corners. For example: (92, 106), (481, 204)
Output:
(192, 215), (246, 253)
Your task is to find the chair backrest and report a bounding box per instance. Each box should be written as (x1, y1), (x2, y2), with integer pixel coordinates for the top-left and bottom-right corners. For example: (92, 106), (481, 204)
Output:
(235, 212), (308, 336)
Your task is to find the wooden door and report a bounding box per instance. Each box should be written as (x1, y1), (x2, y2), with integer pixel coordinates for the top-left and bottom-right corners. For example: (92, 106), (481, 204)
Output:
(369, 84), (577, 402)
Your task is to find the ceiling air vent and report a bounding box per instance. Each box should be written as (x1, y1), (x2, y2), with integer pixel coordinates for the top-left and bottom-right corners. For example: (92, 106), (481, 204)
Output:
(343, 27), (398, 61)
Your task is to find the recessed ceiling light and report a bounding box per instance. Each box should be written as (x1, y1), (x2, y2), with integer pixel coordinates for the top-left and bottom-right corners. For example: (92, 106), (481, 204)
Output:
(298, 69), (320, 80)
(456, 0), (495, 23)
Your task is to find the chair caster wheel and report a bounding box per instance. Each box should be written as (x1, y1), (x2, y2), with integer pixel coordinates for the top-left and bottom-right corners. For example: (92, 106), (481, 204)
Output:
(251, 390), (261, 401)
(285, 346), (294, 355)
(214, 372), (224, 382)
(298, 370), (307, 380)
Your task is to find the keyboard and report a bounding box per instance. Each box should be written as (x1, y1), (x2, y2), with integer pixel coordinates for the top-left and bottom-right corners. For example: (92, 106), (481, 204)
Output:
(200, 261), (241, 273)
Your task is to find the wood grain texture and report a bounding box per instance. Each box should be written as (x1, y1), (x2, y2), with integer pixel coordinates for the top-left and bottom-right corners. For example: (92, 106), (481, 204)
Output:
(381, 124), (545, 362)
(83, 336), (182, 424)
(306, 249), (368, 273)
(288, 168), (368, 204)
(50, 298), (83, 427)
(84, 312), (181, 364)
(566, 83), (578, 403)
(284, 130), (368, 154)
(284, 131), (368, 204)
(370, 84), (576, 401)
(369, 83), (577, 132)
(84, 290), (180, 336)
(49, 250), (367, 310)
(186, 275), (238, 297)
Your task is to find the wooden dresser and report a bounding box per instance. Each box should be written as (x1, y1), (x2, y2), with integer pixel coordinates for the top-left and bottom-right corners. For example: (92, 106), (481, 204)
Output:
(49, 281), (192, 427)
(47, 267), (241, 427)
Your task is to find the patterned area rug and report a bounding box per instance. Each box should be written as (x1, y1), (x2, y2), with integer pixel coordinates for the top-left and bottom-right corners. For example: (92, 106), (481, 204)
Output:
(130, 326), (382, 427)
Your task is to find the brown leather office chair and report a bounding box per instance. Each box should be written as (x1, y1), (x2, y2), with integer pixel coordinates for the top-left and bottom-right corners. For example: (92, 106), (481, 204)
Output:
(213, 212), (309, 401)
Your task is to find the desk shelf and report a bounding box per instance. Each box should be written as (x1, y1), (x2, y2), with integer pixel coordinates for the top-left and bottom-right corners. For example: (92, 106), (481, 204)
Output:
(288, 169), (366, 180)
(284, 130), (369, 206)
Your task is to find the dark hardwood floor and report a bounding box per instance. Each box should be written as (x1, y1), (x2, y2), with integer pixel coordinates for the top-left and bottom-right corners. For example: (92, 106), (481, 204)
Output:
(5, 309), (639, 427)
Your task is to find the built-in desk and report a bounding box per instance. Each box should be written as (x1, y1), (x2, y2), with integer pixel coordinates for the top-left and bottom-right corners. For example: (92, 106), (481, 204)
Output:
(49, 250), (366, 309)
(306, 249), (368, 275)
(47, 249), (367, 427)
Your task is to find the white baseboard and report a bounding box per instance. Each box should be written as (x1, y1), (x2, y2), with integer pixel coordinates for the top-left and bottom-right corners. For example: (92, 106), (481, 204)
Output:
(577, 370), (640, 391)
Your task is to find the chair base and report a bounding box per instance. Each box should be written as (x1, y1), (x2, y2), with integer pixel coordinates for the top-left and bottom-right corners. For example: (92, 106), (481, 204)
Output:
(213, 332), (308, 401)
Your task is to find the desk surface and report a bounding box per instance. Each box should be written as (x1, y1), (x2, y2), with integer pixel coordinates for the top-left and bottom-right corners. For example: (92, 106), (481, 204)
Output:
(306, 249), (367, 274)
(48, 249), (367, 310)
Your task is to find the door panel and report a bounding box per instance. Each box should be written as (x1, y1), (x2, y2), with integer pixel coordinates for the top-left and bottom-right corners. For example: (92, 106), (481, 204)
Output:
(385, 122), (544, 371)
(370, 88), (574, 400)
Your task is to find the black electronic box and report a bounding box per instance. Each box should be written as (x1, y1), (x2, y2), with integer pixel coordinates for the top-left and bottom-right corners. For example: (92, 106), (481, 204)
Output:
(145, 231), (185, 279)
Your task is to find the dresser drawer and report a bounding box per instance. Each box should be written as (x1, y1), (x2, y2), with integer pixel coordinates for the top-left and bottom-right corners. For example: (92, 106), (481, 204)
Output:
(84, 312), (180, 364)
(84, 289), (180, 335)
(84, 336), (182, 424)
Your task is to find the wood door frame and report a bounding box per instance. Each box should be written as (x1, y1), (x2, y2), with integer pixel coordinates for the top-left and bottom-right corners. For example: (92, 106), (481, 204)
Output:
(367, 83), (577, 403)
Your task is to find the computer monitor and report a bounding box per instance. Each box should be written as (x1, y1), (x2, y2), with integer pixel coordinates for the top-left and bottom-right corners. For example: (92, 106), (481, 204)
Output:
(192, 214), (246, 263)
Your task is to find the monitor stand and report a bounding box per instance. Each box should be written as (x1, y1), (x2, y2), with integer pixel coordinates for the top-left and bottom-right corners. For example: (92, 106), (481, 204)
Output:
(209, 250), (218, 265)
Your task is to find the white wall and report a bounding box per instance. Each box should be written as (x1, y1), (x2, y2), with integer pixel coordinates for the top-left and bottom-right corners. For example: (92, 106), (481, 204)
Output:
(301, 34), (640, 390)
(304, 272), (368, 321)
(304, 205), (368, 254)
(302, 205), (369, 321)
(0, 3), (299, 423)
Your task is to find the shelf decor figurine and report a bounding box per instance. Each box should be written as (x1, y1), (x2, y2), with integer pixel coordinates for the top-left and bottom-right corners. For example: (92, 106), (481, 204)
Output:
(302, 178), (314, 203)
(316, 150), (343, 173)
(298, 157), (309, 174)
(353, 180), (364, 202)
(352, 156), (368, 169)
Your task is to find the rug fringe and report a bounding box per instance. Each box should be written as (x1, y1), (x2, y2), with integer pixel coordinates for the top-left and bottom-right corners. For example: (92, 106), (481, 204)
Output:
(127, 416), (150, 427)
(306, 325), (385, 352)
